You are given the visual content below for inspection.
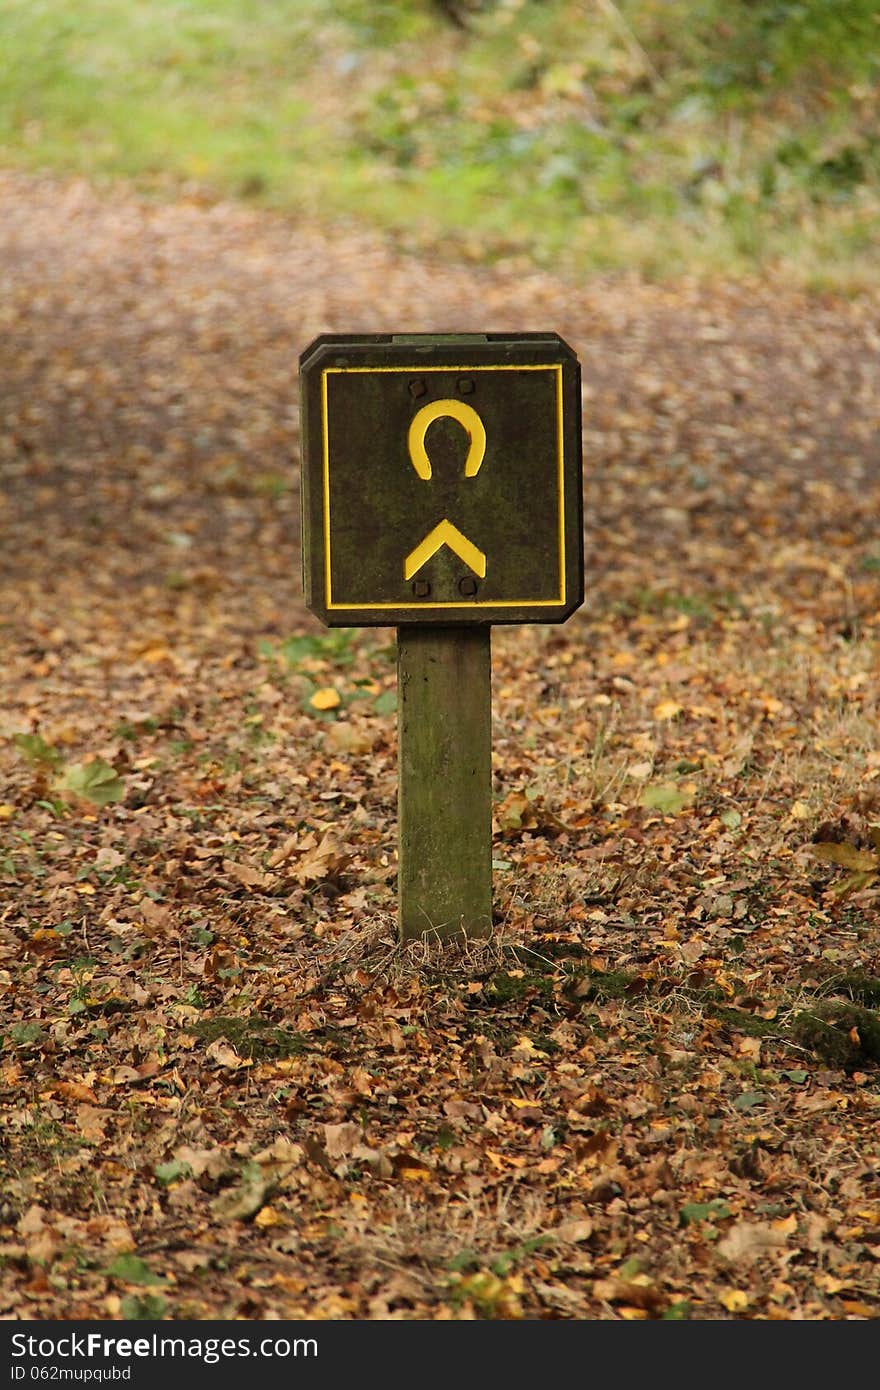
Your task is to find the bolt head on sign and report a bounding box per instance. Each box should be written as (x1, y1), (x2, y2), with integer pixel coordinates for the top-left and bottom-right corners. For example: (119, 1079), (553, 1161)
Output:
(299, 333), (583, 626)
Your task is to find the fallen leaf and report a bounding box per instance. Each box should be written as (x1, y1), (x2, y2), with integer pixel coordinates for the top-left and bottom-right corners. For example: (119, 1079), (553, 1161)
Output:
(75, 1105), (108, 1143)
(716, 1221), (788, 1263)
(494, 789), (570, 837)
(324, 721), (373, 755)
(810, 842), (878, 872)
(173, 1146), (231, 1181)
(93, 846), (125, 871)
(253, 1205), (286, 1229)
(641, 782), (695, 814)
(106, 1253), (167, 1286)
(211, 1163), (270, 1223)
(137, 896), (171, 932)
(720, 1288), (750, 1312)
(554, 1218), (594, 1243)
(310, 687), (341, 711)
(55, 758), (126, 806)
(592, 1276), (664, 1311)
(54, 1080), (98, 1104)
(205, 1039), (248, 1069)
(291, 830), (350, 884)
(267, 835), (299, 868)
(626, 761), (653, 780)
(323, 1122), (363, 1160)
(18, 1205), (48, 1239)
(253, 1138), (304, 1170)
(224, 858), (272, 890)
(455, 1271), (523, 1319)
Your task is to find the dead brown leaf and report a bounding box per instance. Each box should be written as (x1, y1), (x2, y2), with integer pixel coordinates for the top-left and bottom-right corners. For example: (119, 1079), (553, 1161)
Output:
(716, 1222), (789, 1264)
(322, 1122), (363, 1160)
(592, 1276), (665, 1311)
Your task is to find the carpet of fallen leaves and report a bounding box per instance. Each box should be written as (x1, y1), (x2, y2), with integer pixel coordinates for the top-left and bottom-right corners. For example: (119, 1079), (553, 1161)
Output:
(2, 170), (880, 1322)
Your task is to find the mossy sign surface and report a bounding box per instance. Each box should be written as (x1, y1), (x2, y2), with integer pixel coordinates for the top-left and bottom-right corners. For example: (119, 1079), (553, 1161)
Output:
(300, 333), (583, 626)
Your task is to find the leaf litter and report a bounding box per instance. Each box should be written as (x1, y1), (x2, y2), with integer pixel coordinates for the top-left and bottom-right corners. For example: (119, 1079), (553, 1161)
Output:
(1, 170), (880, 1320)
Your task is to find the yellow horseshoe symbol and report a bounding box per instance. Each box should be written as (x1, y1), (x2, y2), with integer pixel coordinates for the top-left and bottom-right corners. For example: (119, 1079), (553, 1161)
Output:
(407, 399), (486, 481)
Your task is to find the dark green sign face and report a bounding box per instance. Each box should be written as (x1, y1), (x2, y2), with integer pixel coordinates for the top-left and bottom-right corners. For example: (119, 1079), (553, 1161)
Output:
(299, 333), (583, 626)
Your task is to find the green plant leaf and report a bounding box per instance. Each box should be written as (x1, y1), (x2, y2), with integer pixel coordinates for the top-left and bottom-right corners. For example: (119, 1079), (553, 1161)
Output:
(663, 1300), (693, 1319)
(268, 629), (357, 669)
(154, 1159), (193, 1186)
(641, 783), (694, 814)
(447, 1248), (480, 1274)
(374, 689), (397, 715)
(56, 759), (126, 806)
(829, 870), (878, 899)
(13, 733), (61, 769)
(679, 1199), (732, 1226)
(8, 1022), (47, 1048)
(810, 841), (879, 872)
(120, 1293), (167, 1319)
(106, 1253), (167, 1286)
(733, 1090), (767, 1111)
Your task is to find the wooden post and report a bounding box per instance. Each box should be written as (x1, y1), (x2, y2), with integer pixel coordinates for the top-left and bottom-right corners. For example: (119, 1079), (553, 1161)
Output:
(397, 626), (492, 941)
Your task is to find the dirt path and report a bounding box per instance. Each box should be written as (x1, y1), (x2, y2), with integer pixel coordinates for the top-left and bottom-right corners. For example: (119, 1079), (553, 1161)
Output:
(2, 170), (880, 1322)
(3, 170), (879, 611)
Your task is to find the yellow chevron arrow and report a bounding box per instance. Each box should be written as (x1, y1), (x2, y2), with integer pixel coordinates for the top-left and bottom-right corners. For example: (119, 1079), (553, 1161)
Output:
(403, 519), (487, 582)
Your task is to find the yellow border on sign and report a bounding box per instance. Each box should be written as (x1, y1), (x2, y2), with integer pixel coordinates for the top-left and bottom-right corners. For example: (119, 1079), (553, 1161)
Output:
(321, 364), (567, 611)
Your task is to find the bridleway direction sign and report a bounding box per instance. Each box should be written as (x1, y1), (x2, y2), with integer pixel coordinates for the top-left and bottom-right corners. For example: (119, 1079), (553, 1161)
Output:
(300, 332), (584, 941)
(300, 333), (583, 627)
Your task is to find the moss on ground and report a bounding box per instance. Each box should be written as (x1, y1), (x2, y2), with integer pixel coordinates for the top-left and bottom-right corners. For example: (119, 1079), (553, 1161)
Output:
(190, 1016), (313, 1060)
(791, 1002), (880, 1070)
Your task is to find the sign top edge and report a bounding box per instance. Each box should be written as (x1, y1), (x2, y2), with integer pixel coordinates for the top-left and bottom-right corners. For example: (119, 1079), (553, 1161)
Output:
(299, 331), (578, 371)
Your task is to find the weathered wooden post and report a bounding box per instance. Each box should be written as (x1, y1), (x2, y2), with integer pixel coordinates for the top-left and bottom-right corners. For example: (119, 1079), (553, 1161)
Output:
(299, 333), (583, 941)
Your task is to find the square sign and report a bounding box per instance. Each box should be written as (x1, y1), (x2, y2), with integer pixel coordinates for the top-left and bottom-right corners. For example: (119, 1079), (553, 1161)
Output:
(299, 333), (583, 626)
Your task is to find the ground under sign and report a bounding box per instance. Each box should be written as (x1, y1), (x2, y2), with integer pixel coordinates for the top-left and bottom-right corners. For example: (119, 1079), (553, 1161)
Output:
(300, 333), (583, 940)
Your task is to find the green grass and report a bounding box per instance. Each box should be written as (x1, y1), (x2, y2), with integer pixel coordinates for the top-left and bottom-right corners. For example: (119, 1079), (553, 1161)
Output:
(2, 0), (879, 285)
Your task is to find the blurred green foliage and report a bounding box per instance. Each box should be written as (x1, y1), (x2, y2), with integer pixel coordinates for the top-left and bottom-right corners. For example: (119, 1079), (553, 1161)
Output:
(1, 0), (878, 284)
